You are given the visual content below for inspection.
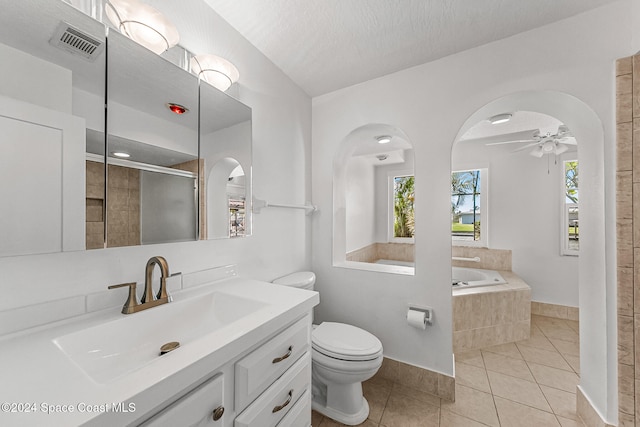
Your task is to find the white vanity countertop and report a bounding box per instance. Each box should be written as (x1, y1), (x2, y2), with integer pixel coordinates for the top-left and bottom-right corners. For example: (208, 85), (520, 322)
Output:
(0, 277), (319, 426)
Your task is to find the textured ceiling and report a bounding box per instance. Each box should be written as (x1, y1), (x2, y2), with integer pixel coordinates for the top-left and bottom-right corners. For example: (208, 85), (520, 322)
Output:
(204, 0), (620, 97)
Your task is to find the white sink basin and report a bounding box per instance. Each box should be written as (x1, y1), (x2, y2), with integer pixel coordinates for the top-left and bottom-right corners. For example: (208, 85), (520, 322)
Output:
(53, 291), (268, 384)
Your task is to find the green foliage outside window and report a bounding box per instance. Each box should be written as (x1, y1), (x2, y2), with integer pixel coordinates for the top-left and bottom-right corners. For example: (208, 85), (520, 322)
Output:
(394, 176), (414, 238)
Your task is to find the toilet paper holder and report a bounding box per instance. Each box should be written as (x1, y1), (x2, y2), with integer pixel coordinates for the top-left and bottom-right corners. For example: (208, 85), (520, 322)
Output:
(407, 304), (433, 326)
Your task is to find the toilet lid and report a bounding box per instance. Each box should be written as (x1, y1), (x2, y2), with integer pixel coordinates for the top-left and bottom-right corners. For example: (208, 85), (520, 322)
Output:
(312, 322), (382, 361)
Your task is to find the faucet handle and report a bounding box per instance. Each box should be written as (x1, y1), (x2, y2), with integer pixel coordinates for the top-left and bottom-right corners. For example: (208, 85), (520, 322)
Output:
(108, 282), (139, 314)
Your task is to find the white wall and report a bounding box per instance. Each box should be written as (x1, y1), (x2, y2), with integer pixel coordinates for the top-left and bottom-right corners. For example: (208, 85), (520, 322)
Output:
(345, 156), (375, 252)
(453, 143), (579, 307)
(312, 1), (633, 421)
(0, 0), (312, 323)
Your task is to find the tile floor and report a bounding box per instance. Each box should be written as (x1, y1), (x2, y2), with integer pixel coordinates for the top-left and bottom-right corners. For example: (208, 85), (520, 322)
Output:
(312, 314), (582, 427)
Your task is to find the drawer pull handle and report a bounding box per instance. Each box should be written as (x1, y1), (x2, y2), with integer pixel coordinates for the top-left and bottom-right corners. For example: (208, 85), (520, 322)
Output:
(272, 390), (293, 413)
(272, 345), (293, 364)
(211, 405), (224, 421)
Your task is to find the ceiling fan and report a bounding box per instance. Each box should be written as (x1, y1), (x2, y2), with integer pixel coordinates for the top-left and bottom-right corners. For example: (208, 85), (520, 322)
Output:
(484, 125), (577, 157)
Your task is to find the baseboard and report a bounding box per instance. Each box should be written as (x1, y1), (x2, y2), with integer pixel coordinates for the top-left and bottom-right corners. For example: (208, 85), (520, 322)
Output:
(374, 356), (455, 401)
(531, 301), (579, 321)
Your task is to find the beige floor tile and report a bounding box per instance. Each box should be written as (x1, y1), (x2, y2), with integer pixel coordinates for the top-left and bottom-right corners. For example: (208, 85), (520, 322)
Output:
(312, 410), (325, 426)
(480, 342), (523, 359)
(557, 415), (586, 426)
(441, 384), (499, 427)
(563, 354), (580, 375)
(363, 377), (393, 423)
(564, 320), (580, 334)
(539, 327), (579, 344)
(455, 350), (485, 368)
(516, 325), (557, 351)
(540, 385), (578, 420)
(455, 361), (491, 393)
(482, 351), (535, 382)
(391, 383), (441, 408)
(549, 338), (580, 357)
(379, 392), (440, 427)
(320, 417), (378, 426)
(487, 370), (552, 412)
(528, 362), (580, 393)
(517, 343), (573, 371)
(494, 396), (561, 427)
(439, 410), (489, 426)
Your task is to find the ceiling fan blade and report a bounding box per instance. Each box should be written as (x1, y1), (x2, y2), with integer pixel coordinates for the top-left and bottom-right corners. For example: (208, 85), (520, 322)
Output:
(557, 124), (572, 137)
(459, 129), (540, 146)
(485, 139), (538, 146)
(511, 142), (542, 152)
(555, 144), (569, 155)
(557, 136), (577, 145)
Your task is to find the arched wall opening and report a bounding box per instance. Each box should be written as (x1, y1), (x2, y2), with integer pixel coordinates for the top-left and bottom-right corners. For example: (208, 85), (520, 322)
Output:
(451, 90), (612, 419)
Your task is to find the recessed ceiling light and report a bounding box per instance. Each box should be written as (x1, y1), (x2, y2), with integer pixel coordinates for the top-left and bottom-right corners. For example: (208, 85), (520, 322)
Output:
(489, 113), (512, 125)
(376, 135), (391, 144)
(166, 103), (189, 115)
(112, 152), (130, 158)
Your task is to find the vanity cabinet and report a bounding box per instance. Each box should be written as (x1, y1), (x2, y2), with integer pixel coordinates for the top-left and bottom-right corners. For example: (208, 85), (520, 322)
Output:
(136, 314), (312, 427)
(140, 374), (225, 426)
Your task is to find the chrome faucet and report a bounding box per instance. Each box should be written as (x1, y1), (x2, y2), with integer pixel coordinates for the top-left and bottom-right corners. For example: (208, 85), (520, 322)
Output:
(108, 256), (171, 314)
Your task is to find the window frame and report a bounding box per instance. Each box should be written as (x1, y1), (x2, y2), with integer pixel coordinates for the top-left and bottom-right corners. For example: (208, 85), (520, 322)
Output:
(387, 169), (415, 243)
(561, 159), (579, 256)
(451, 167), (488, 248)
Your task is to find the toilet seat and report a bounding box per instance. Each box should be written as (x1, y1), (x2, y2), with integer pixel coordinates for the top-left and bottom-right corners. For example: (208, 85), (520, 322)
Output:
(312, 322), (383, 362)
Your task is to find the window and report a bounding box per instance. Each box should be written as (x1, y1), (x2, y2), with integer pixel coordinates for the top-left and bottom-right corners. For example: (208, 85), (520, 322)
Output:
(562, 160), (579, 255)
(451, 169), (487, 246)
(391, 175), (414, 240)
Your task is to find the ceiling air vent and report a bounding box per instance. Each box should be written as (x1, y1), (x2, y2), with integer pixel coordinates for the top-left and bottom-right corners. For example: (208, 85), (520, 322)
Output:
(49, 22), (104, 61)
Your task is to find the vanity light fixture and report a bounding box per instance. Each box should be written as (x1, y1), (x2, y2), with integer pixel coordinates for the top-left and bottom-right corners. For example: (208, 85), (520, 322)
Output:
(376, 135), (391, 144)
(166, 102), (189, 115)
(105, 0), (179, 55)
(190, 54), (240, 92)
(112, 152), (131, 158)
(488, 113), (512, 125)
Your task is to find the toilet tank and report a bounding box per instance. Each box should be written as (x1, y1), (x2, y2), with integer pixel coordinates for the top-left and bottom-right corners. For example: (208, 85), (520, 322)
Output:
(272, 271), (316, 291)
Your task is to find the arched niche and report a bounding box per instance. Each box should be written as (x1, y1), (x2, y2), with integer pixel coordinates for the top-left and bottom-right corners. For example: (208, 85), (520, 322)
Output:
(333, 123), (415, 275)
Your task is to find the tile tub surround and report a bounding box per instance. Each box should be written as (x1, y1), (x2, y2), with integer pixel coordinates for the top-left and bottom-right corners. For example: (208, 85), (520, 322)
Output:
(452, 246), (512, 271)
(345, 242), (414, 264)
(453, 271), (531, 353)
(313, 315), (582, 426)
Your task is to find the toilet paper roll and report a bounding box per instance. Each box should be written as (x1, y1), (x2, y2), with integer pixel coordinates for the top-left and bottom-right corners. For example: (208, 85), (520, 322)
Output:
(407, 309), (427, 330)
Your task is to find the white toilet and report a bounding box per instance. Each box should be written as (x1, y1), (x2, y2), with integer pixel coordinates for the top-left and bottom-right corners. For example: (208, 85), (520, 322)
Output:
(273, 272), (383, 426)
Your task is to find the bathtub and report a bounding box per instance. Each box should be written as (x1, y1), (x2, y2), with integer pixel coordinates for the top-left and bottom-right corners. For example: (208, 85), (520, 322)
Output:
(452, 267), (507, 288)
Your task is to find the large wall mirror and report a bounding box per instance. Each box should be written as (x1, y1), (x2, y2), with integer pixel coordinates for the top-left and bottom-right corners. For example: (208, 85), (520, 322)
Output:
(199, 80), (252, 239)
(0, 0), (253, 257)
(0, 0), (106, 257)
(101, 30), (200, 248)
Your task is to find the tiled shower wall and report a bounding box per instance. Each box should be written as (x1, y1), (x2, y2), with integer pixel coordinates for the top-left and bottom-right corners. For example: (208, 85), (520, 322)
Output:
(616, 54), (639, 427)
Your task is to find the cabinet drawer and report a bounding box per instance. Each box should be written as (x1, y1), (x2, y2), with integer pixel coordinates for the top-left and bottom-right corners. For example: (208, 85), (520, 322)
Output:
(140, 374), (225, 427)
(276, 389), (311, 427)
(235, 315), (310, 410)
(234, 352), (311, 427)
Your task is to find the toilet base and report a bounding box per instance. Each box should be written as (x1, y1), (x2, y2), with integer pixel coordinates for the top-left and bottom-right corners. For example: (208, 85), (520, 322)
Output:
(311, 395), (370, 426)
